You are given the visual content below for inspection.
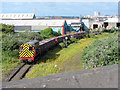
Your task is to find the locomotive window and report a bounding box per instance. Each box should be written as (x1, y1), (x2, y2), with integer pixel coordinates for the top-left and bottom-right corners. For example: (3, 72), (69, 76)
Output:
(29, 47), (33, 52)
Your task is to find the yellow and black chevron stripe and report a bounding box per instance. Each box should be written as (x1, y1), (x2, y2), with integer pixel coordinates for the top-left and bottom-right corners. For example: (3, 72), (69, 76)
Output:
(19, 44), (34, 57)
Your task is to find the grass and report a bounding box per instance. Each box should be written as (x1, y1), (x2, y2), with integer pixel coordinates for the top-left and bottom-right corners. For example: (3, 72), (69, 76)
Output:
(2, 56), (19, 75)
(26, 38), (94, 79)
(2, 51), (20, 76)
(26, 32), (114, 79)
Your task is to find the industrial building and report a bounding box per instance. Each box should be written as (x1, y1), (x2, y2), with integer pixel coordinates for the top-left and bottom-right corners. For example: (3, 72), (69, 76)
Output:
(90, 21), (103, 29)
(104, 16), (120, 29)
(1, 19), (70, 35)
(0, 13), (36, 20)
(0, 13), (90, 35)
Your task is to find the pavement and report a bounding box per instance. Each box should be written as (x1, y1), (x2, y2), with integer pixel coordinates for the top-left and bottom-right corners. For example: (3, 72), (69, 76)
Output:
(2, 64), (119, 88)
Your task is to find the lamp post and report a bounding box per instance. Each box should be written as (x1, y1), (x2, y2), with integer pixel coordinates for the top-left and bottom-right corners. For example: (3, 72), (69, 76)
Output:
(65, 37), (68, 48)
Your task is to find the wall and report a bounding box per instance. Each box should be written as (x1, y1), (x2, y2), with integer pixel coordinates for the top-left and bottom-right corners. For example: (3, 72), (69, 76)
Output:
(14, 26), (31, 32)
(71, 24), (80, 32)
(108, 22), (116, 27)
(90, 22), (103, 29)
(82, 19), (90, 31)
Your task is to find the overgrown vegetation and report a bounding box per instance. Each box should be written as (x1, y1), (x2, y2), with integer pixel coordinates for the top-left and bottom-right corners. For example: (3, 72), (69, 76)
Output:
(40, 28), (53, 37)
(40, 28), (61, 38)
(70, 38), (77, 43)
(1, 24), (62, 76)
(82, 32), (119, 69)
(59, 38), (77, 48)
(0, 24), (14, 33)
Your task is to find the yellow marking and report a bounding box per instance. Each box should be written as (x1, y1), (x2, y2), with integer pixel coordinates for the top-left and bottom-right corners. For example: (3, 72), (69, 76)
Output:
(19, 44), (34, 57)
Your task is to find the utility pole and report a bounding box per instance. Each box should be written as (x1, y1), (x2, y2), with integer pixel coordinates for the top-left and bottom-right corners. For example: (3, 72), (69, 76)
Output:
(35, 8), (36, 15)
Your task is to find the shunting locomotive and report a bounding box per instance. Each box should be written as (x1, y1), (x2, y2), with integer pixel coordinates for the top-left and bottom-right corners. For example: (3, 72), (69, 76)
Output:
(19, 40), (39, 63)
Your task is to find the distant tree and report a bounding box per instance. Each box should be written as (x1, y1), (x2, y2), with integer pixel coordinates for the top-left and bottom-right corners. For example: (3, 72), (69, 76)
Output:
(25, 29), (30, 33)
(53, 30), (61, 36)
(58, 30), (61, 35)
(40, 28), (53, 36)
(0, 24), (14, 33)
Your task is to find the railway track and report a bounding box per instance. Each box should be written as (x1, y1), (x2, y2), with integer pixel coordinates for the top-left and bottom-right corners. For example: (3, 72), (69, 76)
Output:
(8, 63), (33, 82)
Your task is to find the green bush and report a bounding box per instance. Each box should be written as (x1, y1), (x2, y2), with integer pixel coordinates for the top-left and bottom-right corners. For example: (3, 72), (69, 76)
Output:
(109, 27), (115, 33)
(53, 32), (61, 36)
(89, 33), (98, 38)
(59, 43), (65, 48)
(67, 40), (71, 45)
(2, 37), (22, 51)
(59, 39), (71, 48)
(102, 28), (110, 32)
(2, 49), (19, 58)
(63, 39), (66, 45)
(102, 27), (117, 33)
(58, 30), (61, 35)
(82, 33), (118, 69)
(71, 31), (75, 33)
(40, 28), (53, 36)
(0, 24), (14, 33)
(70, 38), (77, 43)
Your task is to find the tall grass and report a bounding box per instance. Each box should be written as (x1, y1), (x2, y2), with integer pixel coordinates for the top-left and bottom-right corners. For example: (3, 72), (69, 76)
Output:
(82, 33), (118, 69)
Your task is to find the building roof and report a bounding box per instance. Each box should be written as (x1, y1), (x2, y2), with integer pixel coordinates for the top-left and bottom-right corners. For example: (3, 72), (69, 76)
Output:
(1, 19), (66, 26)
(66, 19), (81, 25)
(104, 17), (119, 22)
(0, 13), (35, 20)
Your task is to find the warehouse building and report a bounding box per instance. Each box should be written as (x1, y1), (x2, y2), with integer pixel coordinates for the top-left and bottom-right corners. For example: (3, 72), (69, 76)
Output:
(66, 19), (81, 32)
(1, 19), (69, 35)
(0, 13), (36, 20)
(90, 21), (103, 30)
(104, 16), (120, 29)
(0, 13), (90, 35)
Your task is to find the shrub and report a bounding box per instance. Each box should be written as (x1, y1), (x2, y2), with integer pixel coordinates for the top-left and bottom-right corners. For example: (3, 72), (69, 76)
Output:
(0, 24), (14, 33)
(89, 34), (95, 38)
(82, 33), (118, 69)
(67, 40), (71, 45)
(102, 28), (109, 32)
(59, 39), (71, 48)
(2, 37), (22, 51)
(53, 32), (61, 36)
(2, 49), (19, 58)
(59, 43), (65, 48)
(58, 30), (61, 35)
(71, 31), (75, 33)
(70, 38), (77, 43)
(40, 28), (53, 36)
(63, 39), (66, 45)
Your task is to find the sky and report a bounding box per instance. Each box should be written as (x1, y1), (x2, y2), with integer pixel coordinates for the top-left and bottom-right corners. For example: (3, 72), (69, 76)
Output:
(1, 1), (119, 16)
(1, 0), (120, 2)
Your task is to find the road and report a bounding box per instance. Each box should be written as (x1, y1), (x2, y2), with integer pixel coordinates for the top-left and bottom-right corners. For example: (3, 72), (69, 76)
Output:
(2, 64), (119, 88)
